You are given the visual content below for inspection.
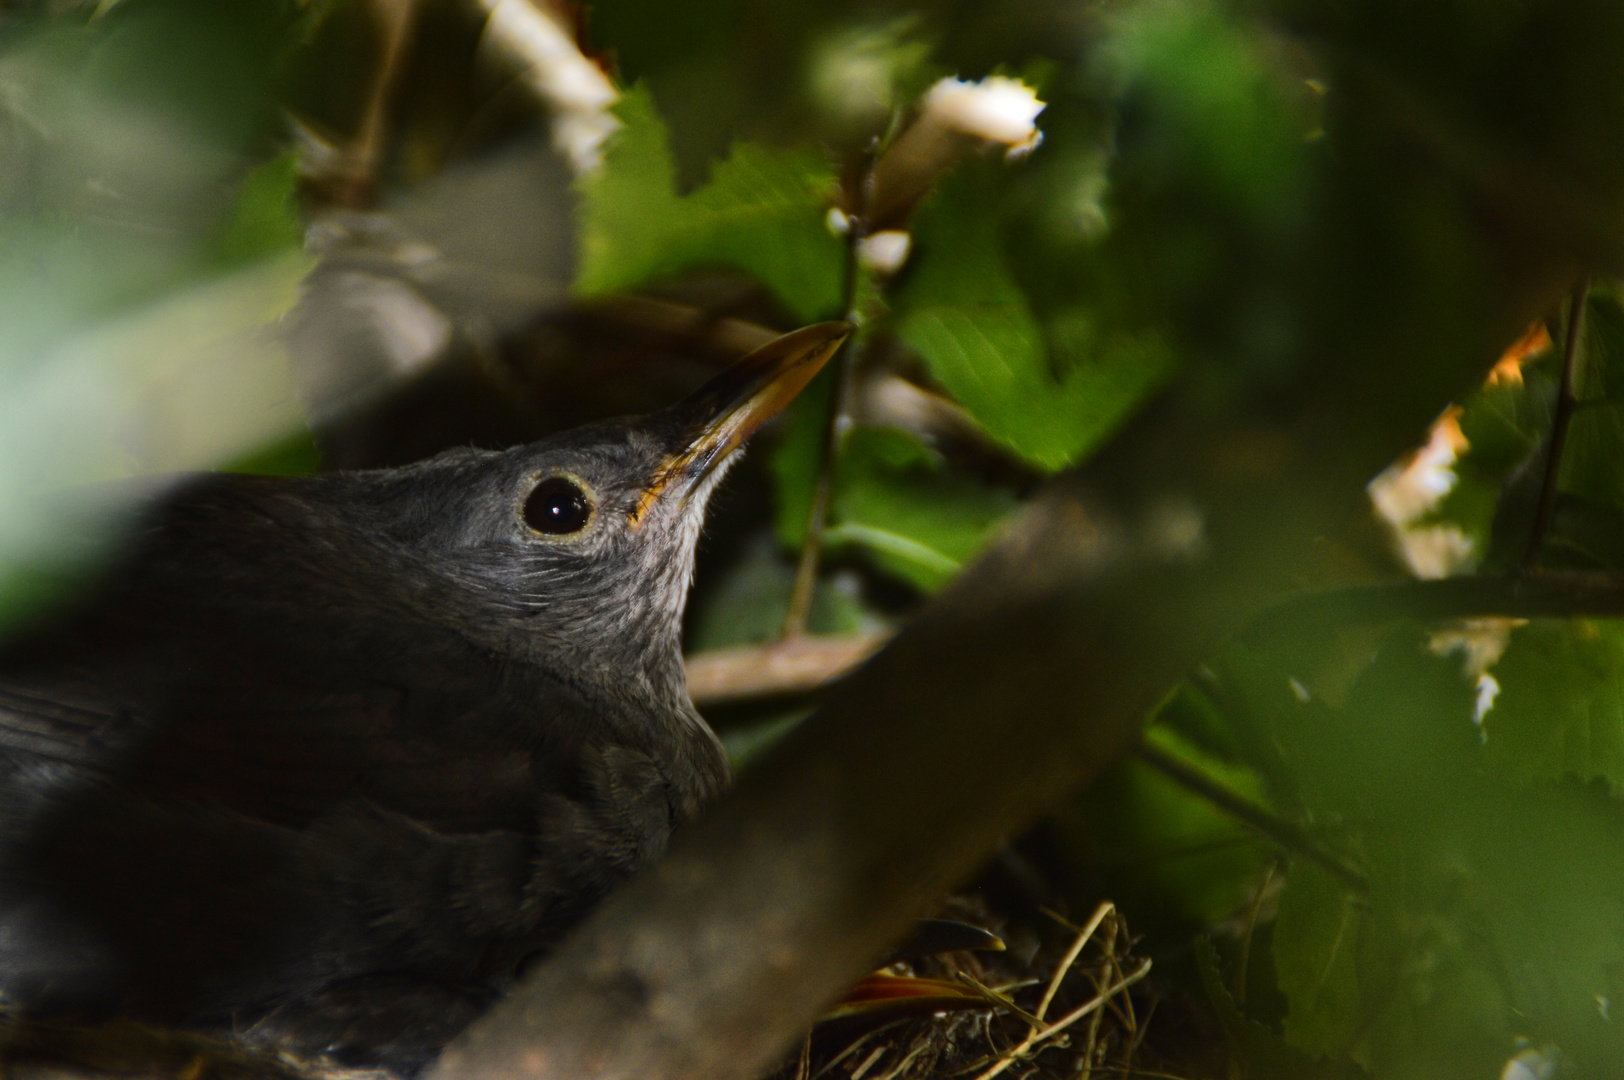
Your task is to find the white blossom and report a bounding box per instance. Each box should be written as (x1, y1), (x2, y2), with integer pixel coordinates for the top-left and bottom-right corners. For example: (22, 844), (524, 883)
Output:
(920, 75), (1045, 155)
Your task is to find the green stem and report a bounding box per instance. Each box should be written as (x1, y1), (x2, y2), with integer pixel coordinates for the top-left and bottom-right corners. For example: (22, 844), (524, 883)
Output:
(782, 158), (872, 638)
(1521, 280), (1589, 571)
(1133, 741), (1367, 893)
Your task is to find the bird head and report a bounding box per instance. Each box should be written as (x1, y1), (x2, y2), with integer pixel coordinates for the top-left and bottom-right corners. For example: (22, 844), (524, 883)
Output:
(349, 322), (849, 706)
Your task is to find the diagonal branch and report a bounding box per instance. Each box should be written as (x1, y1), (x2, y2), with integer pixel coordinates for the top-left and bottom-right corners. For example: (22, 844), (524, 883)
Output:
(428, 274), (1542, 1080)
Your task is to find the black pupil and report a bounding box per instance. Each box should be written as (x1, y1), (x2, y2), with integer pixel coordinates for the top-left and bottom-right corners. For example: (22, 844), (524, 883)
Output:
(524, 478), (592, 535)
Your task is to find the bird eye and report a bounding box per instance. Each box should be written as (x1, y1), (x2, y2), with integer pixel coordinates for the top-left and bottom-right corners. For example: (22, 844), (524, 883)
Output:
(523, 477), (593, 536)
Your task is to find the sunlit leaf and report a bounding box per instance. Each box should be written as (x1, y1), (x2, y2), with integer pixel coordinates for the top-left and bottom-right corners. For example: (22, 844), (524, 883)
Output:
(893, 166), (1174, 471)
(574, 84), (844, 322)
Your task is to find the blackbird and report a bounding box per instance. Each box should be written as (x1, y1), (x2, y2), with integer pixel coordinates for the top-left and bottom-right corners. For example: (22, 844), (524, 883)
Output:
(0, 322), (848, 1074)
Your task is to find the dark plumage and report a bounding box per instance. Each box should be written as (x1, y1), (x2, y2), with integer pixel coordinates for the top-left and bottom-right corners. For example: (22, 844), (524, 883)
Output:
(0, 324), (846, 1073)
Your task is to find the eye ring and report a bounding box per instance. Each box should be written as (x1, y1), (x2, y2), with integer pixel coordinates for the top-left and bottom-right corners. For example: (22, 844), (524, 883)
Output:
(523, 475), (595, 537)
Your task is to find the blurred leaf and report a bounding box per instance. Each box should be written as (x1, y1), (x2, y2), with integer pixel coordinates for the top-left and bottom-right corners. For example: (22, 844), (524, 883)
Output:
(685, 534), (873, 652)
(1093, 0), (1321, 382)
(0, 251), (312, 635)
(720, 710), (812, 770)
(1273, 862), (1363, 1058)
(1100, 0), (1314, 232)
(226, 427), (323, 477)
(1055, 721), (1271, 931)
(0, 4), (323, 637)
(1561, 291), (1624, 514)
(1195, 936), (1354, 1080)
(1484, 621), (1624, 794)
(207, 151), (305, 270)
(894, 165), (1174, 471)
(1230, 629), (1624, 1077)
(574, 84), (844, 322)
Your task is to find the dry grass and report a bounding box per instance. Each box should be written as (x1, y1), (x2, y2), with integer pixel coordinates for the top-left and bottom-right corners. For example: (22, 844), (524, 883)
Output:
(764, 898), (1195, 1080)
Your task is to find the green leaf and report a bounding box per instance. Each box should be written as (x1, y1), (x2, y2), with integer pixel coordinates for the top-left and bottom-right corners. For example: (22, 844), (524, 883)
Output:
(1054, 720), (1271, 930)
(1560, 292), (1624, 517)
(769, 366), (837, 548)
(1230, 629), (1624, 1076)
(574, 84), (844, 322)
(893, 166), (1174, 471)
(1099, 0), (1314, 229)
(1194, 937), (1358, 1080)
(225, 426), (322, 477)
(207, 151), (304, 270)
(1483, 620), (1624, 793)
(824, 426), (1016, 591)
(684, 534), (871, 652)
(772, 419), (1015, 593)
(1274, 862), (1364, 1058)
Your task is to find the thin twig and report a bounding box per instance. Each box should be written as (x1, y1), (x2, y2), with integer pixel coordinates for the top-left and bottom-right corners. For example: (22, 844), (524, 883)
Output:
(989, 978), (1042, 996)
(1120, 996), (1158, 1079)
(1036, 902), (1114, 1022)
(1132, 742), (1368, 892)
(795, 1035), (811, 1080)
(953, 971), (1045, 1029)
(337, 0), (420, 207)
(783, 152), (874, 638)
(1522, 279), (1589, 570)
(810, 1022), (910, 1080)
(1232, 862), (1277, 1007)
(1248, 569), (1624, 635)
(850, 1044), (889, 1080)
(873, 1041), (930, 1080)
(1077, 993), (1105, 1080)
(970, 959), (1154, 1080)
(1093, 919), (1135, 1037)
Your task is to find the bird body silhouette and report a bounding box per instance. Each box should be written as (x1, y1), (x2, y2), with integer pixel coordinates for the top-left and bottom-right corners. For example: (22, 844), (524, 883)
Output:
(0, 324), (847, 1072)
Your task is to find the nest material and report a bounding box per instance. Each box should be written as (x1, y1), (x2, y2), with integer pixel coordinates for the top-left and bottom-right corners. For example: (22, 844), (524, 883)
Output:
(765, 898), (1177, 1080)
